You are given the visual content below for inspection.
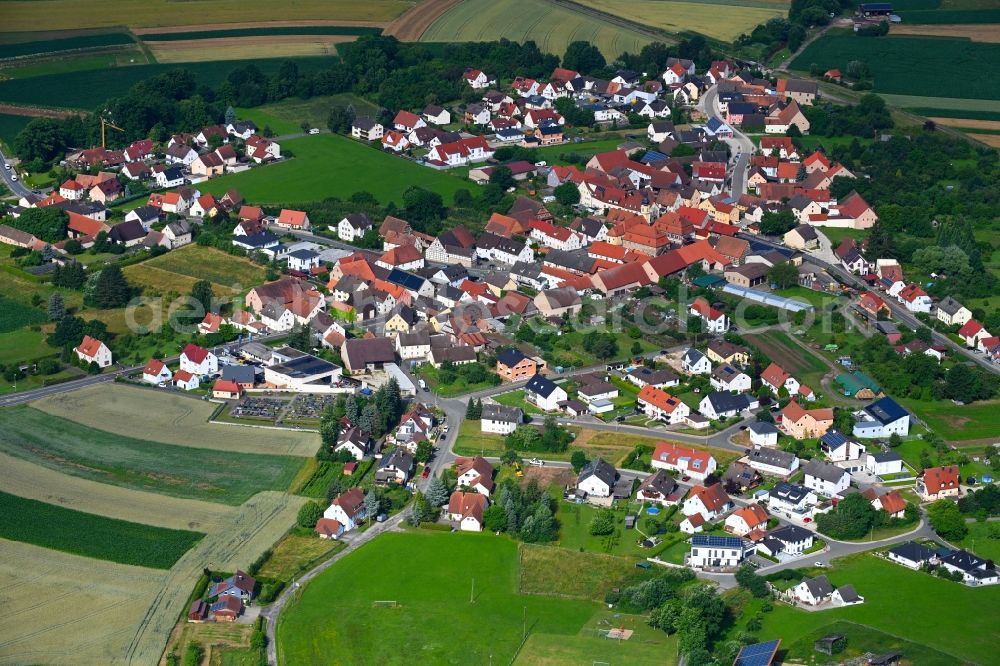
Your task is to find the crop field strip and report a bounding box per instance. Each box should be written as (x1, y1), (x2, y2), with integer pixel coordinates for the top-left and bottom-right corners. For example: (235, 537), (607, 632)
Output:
(126, 243), (267, 290)
(571, 0), (789, 42)
(890, 24), (1000, 42)
(148, 36), (353, 63)
(139, 26), (383, 41)
(33, 384), (319, 457)
(0, 0), (412, 32)
(0, 491), (203, 569)
(0, 294), (45, 333)
(0, 405), (305, 504)
(0, 32), (136, 59)
(0, 538), (169, 666)
(791, 31), (1000, 101)
(0, 451), (233, 532)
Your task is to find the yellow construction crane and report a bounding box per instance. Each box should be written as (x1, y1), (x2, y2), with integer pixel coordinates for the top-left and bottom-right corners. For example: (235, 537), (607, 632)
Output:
(101, 117), (124, 148)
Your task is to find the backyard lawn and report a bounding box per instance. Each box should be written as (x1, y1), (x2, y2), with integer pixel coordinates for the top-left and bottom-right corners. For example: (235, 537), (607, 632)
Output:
(957, 520), (1000, 562)
(899, 397), (1000, 442)
(276, 531), (658, 665)
(201, 133), (470, 205)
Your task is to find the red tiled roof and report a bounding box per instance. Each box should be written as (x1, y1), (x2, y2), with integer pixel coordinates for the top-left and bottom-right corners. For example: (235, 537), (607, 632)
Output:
(182, 343), (210, 364)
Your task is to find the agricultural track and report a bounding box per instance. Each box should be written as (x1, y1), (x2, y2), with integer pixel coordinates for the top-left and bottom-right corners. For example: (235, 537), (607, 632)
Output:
(0, 103), (84, 118)
(384, 0), (464, 41)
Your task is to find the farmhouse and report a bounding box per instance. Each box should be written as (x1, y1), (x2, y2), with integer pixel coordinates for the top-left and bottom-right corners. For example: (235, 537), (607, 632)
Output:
(455, 456), (495, 496)
(75, 335), (112, 368)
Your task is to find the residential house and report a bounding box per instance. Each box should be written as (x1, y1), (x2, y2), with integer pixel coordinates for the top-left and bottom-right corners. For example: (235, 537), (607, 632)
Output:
(534, 287), (582, 317)
(759, 524), (814, 556)
(324, 488), (366, 531)
(866, 451), (904, 476)
(496, 348), (538, 382)
(375, 447), (415, 485)
(853, 396), (909, 439)
(636, 470), (679, 505)
(688, 535), (753, 569)
(710, 364), (752, 393)
(341, 337), (397, 374)
(172, 369), (200, 391)
(748, 421), (780, 447)
(524, 373), (567, 411)
(887, 541), (934, 569)
(936, 296), (972, 326)
(351, 117), (384, 141)
(577, 458), (617, 498)
(75, 335), (112, 368)
(767, 482), (816, 516)
(690, 297), (729, 334)
(681, 348), (712, 375)
(803, 458), (851, 497)
(480, 403), (523, 435)
(638, 385), (691, 425)
(682, 484), (734, 528)
(820, 431), (866, 463)
(447, 491), (488, 531)
(781, 401), (833, 439)
(652, 442), (717, 481)
(455, 456), (495, 497)
(897, 283), (932, 313)
(275, 209), (310, 231)
(338, 213), (373, 242)
(212, 379), (243, 400)
(760, 362), (802, 398)
(915, 465), (960, 501)
(314, 518), (345, 540)
(863, 488), (907, 518)
(142, 359), (172, 385)
(747, 447), (800, 478)
(699, 391), (757, 420)
(791, 576), (835, 606)
(179, 343), (218, 376)
(939, 550), (999, 586)
(725, 504), (769, 537)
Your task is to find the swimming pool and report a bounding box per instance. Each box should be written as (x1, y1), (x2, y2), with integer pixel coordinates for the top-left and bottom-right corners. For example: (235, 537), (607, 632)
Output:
(646, 506), (661, 515)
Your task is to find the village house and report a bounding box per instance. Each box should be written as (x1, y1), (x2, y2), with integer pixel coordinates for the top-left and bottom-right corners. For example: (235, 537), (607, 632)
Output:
(524, 373), (567, 411)
(179, 343), (218, 376)
(689, 297), (729, 333)
(936, 296), (972, 326)
(780, 401), (833, 439)
(637, 385), (691, 425)
(142, 359), (172, 385)
(455, 456), (495, 497)
(651, 442), (717, 481)
(748, 421), (780, 447)
(172, 369), (200, 391)
(375, 447), (415, 485)
(710, 364), (752, 393)
(480, 403), (523, 435)
(495, 348), (538, 382)
(887, 541), (934, 570)
(75, 335), (112, 368)
(759, 524), (814, 557)
(338, 213), (373, 242)
(681, 348), (712, 375)
(802, 458), (851, 497)
(865, 451), (904, 476)
(448, 491), (488, 531)
(636, 470), (679, 505)
(324, 488), (366, 531)
(682, 484), (734, 532)
(688, 535), (753, 569)
(699, 391), (758, 420)
(768, 482), (816, 516)
(746, 447), (800, 478)
(915, 465), (960, 501)
(820, 431), (867, 463)
(577, 458), (617, 498)
(212, 379), (243, 400)
(725, 504), (769, 537)
(853, 396), (909, 438)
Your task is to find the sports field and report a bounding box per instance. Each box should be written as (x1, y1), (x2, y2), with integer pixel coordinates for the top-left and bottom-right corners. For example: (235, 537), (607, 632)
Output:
(33, 383), (319, 456)
(421, 0), (654, 58)
(0, 405), (305, 504)
(0, 490), (203, 569)
(745, 554), (1000, 664)
(122, 244), (266, 296)
(201, 133), (470, 204)
(791, 30), (1000, 100)
(277, 531), (674, 665)
(0, 1), (410, 32)
(574, 0), (788, 42)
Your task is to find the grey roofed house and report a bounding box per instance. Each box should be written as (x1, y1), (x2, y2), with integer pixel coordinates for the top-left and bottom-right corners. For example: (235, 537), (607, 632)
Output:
(165, 219), (191, 236)
(397, 330), (431, 348)
(638, 469), (678, 498)
(129, 205), (160, 224)
(525, 373), (560, 398)
(222, 364), (257, 385)
(496, 348), (529, 367)
(630, 366), (679, 386)
(888, 540), (933, 565)
(748, 421), (779, 437)
(803, 458), (849, 484)
(481, 402), (523, 424)
(723, 461), (762, 489)
(683, 348), (707, 365)
(871, 451), (902, 464)
(537, 287), (581, 310)
(543, 248), (596, 274)
(768, 524), (813, 545)
(341, 213), (372, 230)
(769, 481), (811, 505)
(375, 447), (414, 483)
(241, 342), (273, 363)
(704, 391), (753, 414)
(108, 219), (147, 244)
(791, 224), (818, 242)
(287, 248), (319, 262)
(748, 446), (798, 470)
(649, 120), (675, 135)
(578, 457), (617, 488)
(940, 549), (988, 572)
(353, 116), (380, 131)
(569, 216), (606, 239)
(874, 320), (899, 336)
(578, 381), (617, 398)
(936, 295), (966, 316)
(804, 575), (835, 599)
(782, 78), (818, 95)
(432, 346), (478, 364)
(341, 337), (396, 373)
(836, 584), (861, 603)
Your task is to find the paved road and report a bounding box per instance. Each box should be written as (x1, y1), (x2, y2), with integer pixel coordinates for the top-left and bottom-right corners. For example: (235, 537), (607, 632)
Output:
(742, 233), (1000, 375)
(0, 146), (33, 199)
(700, 85), (753, 196)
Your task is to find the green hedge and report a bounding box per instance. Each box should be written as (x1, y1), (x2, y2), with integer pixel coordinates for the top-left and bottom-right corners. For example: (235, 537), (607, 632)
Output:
(0, 490), (203, 568)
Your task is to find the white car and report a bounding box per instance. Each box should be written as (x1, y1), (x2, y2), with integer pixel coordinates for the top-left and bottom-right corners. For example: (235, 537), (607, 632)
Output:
(527, 458), (545, 467)
(10, 174), (16, 181)
(3, 163), (10, 170)
(308, 128), (320, 135)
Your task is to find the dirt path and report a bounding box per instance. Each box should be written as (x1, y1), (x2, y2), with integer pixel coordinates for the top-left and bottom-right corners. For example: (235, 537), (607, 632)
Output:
(383, 0), (463, 41)
(132, 20), (386, 34)
(0, 103), (84, 118)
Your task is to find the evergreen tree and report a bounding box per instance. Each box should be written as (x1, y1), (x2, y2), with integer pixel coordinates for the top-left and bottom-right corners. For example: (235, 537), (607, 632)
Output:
(344, 395), (360, 423)
(359, 403), (378, 436)
(465, 399), (479, 420)
(296, 501), (323, 528)
(363, 489), (381, 518)
(47, 292), (65, 321)
(426, 475), (449, 506)
(88, 265), (132, 309)
(319, 406), (341, 449)
(224, 106), (236, 126)
(190, 279), (214, 314)
(287, 322), (311, 351)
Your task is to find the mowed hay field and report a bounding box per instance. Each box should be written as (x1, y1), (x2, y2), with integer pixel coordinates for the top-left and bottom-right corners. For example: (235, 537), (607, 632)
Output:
(0, 539), (169, 666)
(201, 133), (470, 204)
(791, 30), (1000, 100)
(0, 0), (411, 32)
(574, 0), (789, 42)
(420, 0), (653, 58)
(890, 23), (1000, 41)
(122, 244), (266, 296)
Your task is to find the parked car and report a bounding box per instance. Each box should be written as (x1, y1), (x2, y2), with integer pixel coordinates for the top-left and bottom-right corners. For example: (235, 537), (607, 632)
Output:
(421, 467), (430, 479)
(308, 128), (320, 135)
(527, 458), (545, 466)
(376, 513), (387, 522)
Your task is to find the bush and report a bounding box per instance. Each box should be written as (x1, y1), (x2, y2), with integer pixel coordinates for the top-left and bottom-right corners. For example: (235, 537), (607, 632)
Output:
(589, 509), (616, 536)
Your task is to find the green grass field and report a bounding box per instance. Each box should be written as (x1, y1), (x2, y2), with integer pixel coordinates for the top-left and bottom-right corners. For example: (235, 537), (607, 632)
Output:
(0, 56), (335, 109)
(573, 0), (788, 42)
(0, 32), (134, 59)
(125, 244), (266, 294)
(899, 397), (1000, 441)
(421, 0), (654, 58)
(277, 531), (671, 665)
(791, 31), (1000, 100)
(237, 93), (379, 136)
(0, 406), (304, 504)
(743, 554), (1000, 664)
(958, 520), (1000, 562)
(0, 113), (32, 147)
(0, 490), (202, 569)
(0, 294), (45, 333)
(201, 133), (469, 205)
(0, 51), (146, 80)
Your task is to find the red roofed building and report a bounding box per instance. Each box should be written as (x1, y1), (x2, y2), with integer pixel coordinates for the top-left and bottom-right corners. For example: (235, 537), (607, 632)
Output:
(393, 110), (425, 132)
(638, 386), (691, 425)
(447, 491), (488, 532)
(857, 291), (889, 319)
(75, 335), (112, 368)
(528, 220), (583, 251)
(314, 517), (344, 539)
(833, 191), (878, 230)
(693, 161), (726, 183)
(180, 343), (218, 375)
(725, 504), (769, 536)
(591, 262), (650, 296)
(690, 296), (729, 334)
(426, 136), (494, 166)
(959, 320), (990, 347)
(652, 441), (717, 481)
(59, 179), (85, 200)
(212, 379), (243, 400)
(141, 358), (172, 385)
(377, 243), (424, 271)
(66, 212), (110, 239)
(276, 209), (311, 230)
(682, 484), (733, 525)
(916, 465), (960, 501)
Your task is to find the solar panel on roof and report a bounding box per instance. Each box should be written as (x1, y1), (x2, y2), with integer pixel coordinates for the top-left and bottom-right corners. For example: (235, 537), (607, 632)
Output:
(734, 639), (781, 666)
